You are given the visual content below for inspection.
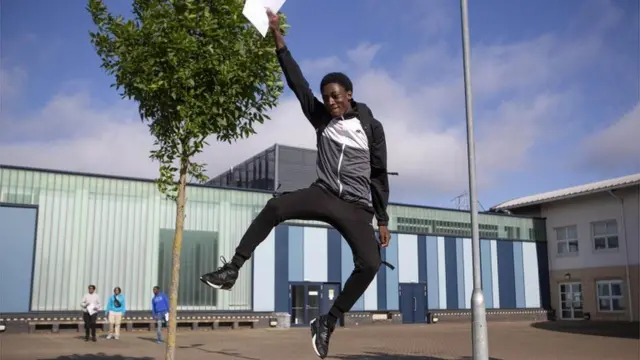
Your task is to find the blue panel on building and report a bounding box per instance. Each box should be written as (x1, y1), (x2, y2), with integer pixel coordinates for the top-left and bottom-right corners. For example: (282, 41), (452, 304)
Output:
(288, 226), (304, 282)
(497, 240), (516, 309)
(480, 239), (494, 308)
(417, 235), (427, 284)
(385, 233), (399, 311)
(512, 241), (526, 308)
(536, 242), (551, 309)
(456, 238), (465, 309)
(444, 237), (458, 309)
(426, 236), (439, 309)
(327, 228), (342, 284)
(274, 224), (290, 312)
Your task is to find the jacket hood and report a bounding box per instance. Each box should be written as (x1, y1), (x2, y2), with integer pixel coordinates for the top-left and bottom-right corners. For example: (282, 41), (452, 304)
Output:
(340, 100), (372, 120)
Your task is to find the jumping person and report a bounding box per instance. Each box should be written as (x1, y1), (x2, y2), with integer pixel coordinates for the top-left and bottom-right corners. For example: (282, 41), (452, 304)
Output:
(199, 9), (391, 359)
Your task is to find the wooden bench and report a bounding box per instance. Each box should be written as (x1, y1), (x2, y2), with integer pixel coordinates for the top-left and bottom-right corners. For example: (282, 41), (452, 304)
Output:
(27, 320), (108, 334)
(172, 319), (259, 330)
(213, 319), (259, 329)
(27, 318), (260, 333)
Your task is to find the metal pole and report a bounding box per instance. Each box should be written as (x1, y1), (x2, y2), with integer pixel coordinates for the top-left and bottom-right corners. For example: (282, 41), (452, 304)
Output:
(459, 0), (489, 359)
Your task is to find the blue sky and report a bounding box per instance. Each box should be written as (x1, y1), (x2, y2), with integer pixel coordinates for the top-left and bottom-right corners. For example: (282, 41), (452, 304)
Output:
(1, 0), (638, 208)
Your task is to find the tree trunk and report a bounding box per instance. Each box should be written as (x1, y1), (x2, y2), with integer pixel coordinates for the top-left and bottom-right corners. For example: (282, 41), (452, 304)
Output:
(165, 163), (188, 360)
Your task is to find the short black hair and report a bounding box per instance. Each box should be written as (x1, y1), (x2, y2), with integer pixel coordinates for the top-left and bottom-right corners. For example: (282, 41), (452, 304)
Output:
(153, 286), (160, 290)
(320, 72), (353, 93)
(88, 285), (96, 290)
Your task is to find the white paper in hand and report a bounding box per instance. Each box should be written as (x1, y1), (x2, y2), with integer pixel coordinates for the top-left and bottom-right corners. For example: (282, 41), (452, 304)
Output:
(243, 0), (286, 37)
(87, 304), (98, 316)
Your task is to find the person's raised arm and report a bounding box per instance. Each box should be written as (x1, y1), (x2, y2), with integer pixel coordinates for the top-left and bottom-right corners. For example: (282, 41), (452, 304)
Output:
(267, 9), (327, 129)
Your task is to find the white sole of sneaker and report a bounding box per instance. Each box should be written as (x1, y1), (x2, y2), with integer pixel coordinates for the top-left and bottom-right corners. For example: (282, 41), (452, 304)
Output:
(310, 318), (321, 358)
(200, 277), (222, 289)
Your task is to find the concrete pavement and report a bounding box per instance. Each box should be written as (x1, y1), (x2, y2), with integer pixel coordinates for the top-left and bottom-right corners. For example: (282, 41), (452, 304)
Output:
(1, 321), (637, 360)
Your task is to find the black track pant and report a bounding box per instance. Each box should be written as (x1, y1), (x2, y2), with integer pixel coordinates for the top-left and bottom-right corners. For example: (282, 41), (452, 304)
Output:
(83, 312), (97, 339)
(232, 184), (381, 318)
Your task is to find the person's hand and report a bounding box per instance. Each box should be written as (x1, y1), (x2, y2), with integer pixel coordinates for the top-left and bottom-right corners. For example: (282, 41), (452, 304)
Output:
(379, 225), (391, 248)
(266, 8), (279, 32)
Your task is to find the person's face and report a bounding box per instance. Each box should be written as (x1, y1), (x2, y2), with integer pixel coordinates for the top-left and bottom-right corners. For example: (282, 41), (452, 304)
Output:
(153, 288), (159, 295)
(321, 83), (352, 118)
(114, 288), (120, 295)
(88, 286), (95, 294)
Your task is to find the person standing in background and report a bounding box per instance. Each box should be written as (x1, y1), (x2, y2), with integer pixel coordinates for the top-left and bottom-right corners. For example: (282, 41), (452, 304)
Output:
(105, 287), (126, 340)
(151, 286), (169, 344)
(81, 285), (101, 342)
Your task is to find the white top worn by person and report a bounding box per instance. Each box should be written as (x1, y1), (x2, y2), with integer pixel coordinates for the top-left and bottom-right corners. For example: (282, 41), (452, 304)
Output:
(81, 292), (101, 315)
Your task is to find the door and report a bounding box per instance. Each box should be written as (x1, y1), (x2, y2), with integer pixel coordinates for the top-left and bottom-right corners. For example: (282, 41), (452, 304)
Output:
(321, 283), (342, 326)
(559, 282), (583, 320)
(290, 283), (321, 326)
(413, 284), (427, 323)
(399, 283), (427, 324)
(0, 205), (37, 313)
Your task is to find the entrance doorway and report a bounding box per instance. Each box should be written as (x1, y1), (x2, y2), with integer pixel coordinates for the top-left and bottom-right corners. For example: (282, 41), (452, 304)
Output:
(290, 283), (341, 326)
(399, 283), (427, 324)
(559, 282), (583, 320)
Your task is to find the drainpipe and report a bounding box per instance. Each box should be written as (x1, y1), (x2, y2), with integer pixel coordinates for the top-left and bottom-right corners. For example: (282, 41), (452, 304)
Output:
(608, 190), (634, 322)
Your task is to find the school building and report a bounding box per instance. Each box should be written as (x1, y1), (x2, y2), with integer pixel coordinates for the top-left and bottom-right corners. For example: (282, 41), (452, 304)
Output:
(0, 164), (549, 330)
(492, 173), (640, 322)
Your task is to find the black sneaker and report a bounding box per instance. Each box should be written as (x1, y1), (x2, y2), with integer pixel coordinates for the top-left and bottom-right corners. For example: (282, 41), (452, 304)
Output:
(310, 315), (335, 359)
(199, 256), (238, 290)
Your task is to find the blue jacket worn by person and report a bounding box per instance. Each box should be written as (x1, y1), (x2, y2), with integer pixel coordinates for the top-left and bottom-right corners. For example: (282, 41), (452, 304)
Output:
(152, 292), (169, 318)
(275, 46), (390, 226)
(105, 294), (126, 315)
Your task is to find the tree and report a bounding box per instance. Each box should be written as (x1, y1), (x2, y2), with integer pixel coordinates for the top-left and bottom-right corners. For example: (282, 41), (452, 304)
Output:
(87, 0), (287, 358)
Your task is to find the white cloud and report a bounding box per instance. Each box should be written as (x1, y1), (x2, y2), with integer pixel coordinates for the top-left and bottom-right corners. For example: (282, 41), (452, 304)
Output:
(347, 43), (382, 69)
(0, 0), (631, 204)
(578, 103), (640, 172)
(299, 56), (344, 75)
(0, 65), (27, 101)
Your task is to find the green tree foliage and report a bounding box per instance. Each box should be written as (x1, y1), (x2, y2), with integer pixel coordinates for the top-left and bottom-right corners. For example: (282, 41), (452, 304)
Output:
(87, 0), (286, 358)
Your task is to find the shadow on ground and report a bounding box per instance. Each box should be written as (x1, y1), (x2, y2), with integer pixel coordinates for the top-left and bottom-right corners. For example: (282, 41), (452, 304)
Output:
(39, 354), (153, 360)
(331, 353), (503, 360)
(531, 321), (640, 339)
(178, 343), (260, 360)
(137, 336), (160, 344)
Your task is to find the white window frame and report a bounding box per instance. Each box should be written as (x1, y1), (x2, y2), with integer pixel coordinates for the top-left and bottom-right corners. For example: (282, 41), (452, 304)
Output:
(596, 280), (625, 312)
(554, 225), (579, 257)
(591, 220), (619, 252)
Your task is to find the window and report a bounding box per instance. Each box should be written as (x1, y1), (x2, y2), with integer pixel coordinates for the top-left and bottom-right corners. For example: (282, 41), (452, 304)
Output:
(555, 225), (579, 256)
(592, 220), (619, 251)
(596, 280), (624, 312)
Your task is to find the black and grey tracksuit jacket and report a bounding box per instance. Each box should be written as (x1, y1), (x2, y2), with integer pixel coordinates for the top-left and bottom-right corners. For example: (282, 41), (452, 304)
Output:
(276, 46), (390, 226)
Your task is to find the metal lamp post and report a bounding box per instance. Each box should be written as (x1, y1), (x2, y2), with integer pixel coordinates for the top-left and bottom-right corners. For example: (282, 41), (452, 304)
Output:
(459, 0), (489, 359)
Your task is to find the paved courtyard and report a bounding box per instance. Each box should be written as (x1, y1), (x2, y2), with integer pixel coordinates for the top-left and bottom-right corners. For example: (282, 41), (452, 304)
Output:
(1, 321), (638, 360)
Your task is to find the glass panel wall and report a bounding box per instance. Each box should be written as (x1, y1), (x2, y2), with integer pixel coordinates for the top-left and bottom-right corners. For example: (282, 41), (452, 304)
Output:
(0, 167), (270, 312)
